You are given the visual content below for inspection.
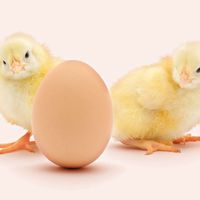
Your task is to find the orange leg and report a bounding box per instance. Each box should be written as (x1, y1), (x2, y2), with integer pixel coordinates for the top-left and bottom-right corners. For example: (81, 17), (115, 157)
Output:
(173, 134), (200, 144)
(0, 131), (38, 154)
(122, 139), (180, 155)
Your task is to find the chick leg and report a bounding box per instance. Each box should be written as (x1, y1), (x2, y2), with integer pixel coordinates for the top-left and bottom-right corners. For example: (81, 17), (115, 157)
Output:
(0, 131), (37, 154)
(173, 134), (200, 144)
(122, 139), (180, 155)
(0, 142), (15, 147)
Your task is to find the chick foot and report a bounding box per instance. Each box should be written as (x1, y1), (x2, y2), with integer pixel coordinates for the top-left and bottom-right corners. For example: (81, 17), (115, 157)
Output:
(173, 134), (200, 144)
(122, 139), (180, 155)
(0, 131), (37, 154)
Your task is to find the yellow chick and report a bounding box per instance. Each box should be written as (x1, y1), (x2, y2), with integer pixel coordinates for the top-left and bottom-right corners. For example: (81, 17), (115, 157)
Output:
(0, 33), (62, 154)
(111, 42), (200, 154)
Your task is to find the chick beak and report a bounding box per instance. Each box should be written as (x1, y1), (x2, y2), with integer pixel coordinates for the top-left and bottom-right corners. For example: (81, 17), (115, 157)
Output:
(11, 58), (24, 73)
(180, 70), (191, 87)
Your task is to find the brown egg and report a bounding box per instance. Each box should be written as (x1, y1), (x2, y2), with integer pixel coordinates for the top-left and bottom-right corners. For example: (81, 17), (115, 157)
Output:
(32, 60), (113, 168)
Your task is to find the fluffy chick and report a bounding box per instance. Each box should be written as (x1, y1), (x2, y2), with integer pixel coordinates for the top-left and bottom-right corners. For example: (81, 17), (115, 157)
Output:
(0, 33), (62, 154)
(111, 42), (200, 154)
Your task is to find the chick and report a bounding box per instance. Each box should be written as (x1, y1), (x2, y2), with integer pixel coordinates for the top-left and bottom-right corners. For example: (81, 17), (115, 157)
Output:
(0, 33), (62, 154)
(111, 42), (200, 154)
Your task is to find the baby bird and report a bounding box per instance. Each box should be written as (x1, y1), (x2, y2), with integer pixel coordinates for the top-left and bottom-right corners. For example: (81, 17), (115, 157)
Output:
(111, 42), (200, 154)
(0, 33), (62, 154)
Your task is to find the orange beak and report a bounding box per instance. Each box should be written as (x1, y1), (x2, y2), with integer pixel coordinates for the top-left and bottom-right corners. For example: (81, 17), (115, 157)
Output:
(180, 70), (192, 86)
(11, 58), (24, 72)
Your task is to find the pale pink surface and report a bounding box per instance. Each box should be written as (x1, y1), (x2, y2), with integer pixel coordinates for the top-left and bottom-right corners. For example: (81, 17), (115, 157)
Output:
(1, 0), (200, 199)
(1, 120), (200, 200)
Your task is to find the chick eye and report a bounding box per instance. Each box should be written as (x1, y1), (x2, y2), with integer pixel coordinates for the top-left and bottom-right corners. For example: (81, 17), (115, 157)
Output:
(196, 67), (200, 73)
(3, 60), (6, 65)
(25, 51), (29, 58)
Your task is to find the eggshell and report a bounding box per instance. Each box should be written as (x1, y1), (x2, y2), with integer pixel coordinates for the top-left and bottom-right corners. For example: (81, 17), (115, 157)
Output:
(32, 60), (113, 168)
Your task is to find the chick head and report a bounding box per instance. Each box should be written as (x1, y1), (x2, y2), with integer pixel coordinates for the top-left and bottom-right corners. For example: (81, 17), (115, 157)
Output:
(172, 41), (200, 89)
(0, 33), (50, 80)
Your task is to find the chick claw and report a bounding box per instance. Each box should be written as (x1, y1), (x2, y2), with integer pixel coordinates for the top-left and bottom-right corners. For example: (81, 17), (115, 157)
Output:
(122, 139), (180, 155)
(0, 131), (37, 154)
(173, 134), (200, 144)
(145, 142), (180, 155)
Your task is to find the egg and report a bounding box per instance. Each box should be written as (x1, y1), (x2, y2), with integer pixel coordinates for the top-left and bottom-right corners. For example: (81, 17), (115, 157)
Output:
(32, 60), (113, 168)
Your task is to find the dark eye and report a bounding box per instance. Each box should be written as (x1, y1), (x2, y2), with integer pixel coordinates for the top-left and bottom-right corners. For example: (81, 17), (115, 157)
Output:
(196, 67), (200, 73)
(25, 51), (29, 58)
(3, 60), (6, 65)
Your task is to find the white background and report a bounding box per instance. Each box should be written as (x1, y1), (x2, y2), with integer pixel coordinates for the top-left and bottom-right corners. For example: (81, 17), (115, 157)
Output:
(0, 0), (200, 199)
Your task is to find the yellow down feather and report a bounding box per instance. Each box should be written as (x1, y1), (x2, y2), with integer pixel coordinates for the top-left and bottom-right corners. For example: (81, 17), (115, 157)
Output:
(111, 56), (200, 142)
(0, 33), (62, 131)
